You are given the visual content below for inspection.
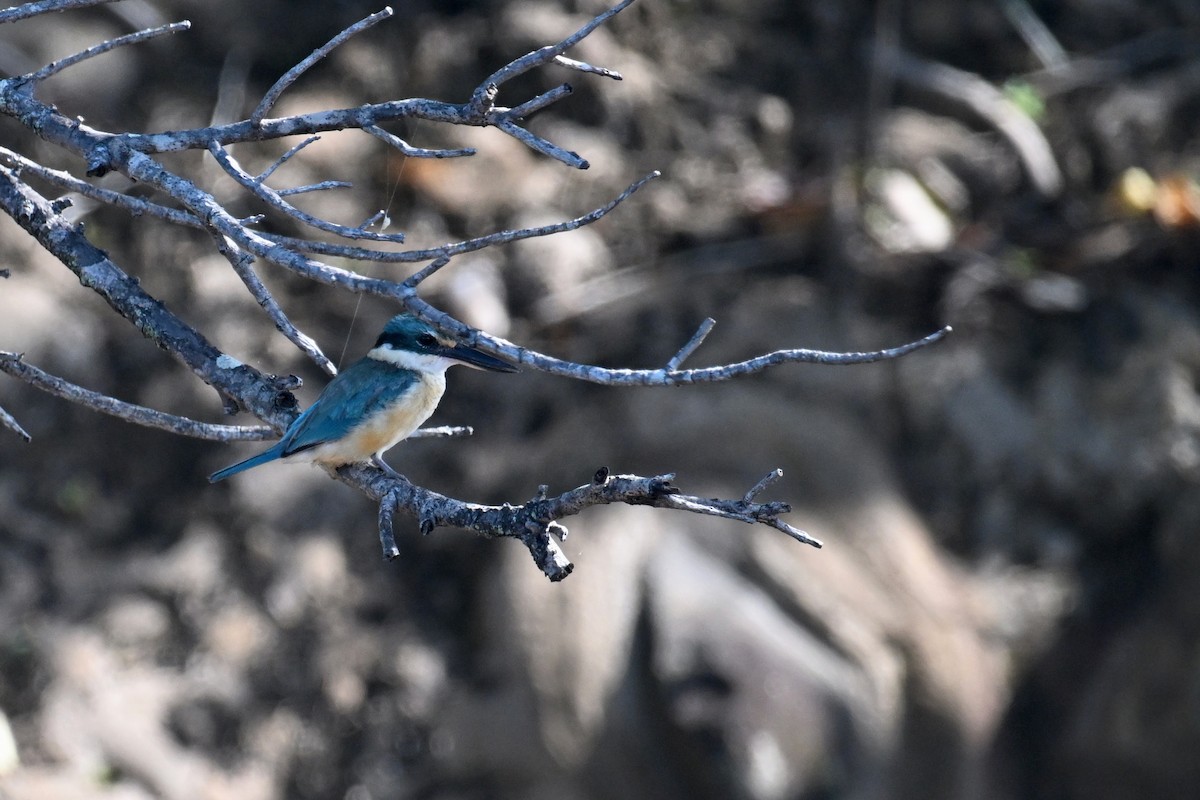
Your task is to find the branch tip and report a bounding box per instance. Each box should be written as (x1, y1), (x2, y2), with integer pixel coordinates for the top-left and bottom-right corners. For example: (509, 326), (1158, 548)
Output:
(553, 55), (623, 80)
(408, 424), (473, 439)
(666, 317), (717, 371)
(378, 492), (401, 559)
(743, 468), (783, 503)
(771, 520), (823, 549)
(0, 403), (32, 442)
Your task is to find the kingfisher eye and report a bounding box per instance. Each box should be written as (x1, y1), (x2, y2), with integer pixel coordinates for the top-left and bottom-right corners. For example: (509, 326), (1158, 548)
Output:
(416, 333), (438, 348)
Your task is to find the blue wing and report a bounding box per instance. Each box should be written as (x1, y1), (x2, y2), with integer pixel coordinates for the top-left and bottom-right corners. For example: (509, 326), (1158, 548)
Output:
(278, 358), (419, 456)
(209, 358), (416, 482)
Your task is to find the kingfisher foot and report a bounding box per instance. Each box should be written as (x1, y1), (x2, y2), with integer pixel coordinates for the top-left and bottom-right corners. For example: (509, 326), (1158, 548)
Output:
(372, 455), (407, 481)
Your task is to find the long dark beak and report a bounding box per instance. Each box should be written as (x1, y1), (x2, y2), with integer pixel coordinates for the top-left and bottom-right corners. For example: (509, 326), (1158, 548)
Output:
(445, 342), (519, 372)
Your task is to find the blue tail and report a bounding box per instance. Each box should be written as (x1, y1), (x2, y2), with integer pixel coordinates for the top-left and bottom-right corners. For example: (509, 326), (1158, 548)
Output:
(208, 443), (286, 483)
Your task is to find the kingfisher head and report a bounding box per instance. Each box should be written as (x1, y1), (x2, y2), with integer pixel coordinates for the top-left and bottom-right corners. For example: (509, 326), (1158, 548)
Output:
(367, 314), (518, 374)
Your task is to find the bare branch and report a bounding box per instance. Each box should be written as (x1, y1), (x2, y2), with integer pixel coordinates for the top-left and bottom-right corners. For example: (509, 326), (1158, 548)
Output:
(665, 317), (716, 371)
(3, 101), (942, 394)
(0, 351), (276, 442)
(0, 0), (954, 580)
(353, 467), (813, 581)
(414, 298), (954, 386)
(23, 21), (191, 84)
(251, 6), (395, 126)
(72, 0), (634, 168)
(0, 145), (203, 228)
(0, 164), (296, 428)
(271, 170), (664, 265)
(0, 0), (122, 25)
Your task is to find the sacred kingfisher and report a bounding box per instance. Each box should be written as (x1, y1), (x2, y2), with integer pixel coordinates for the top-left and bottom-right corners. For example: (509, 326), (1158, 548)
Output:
(209, 314), (517, 482)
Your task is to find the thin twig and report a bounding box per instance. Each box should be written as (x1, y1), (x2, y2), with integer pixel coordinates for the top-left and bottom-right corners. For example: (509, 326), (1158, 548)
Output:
(0, 351), (276, 441)
(251, 6), (395, 126)
(210, 234), (337, 375)
(359, 209), (388, 230)
(553, 55), (622, 80)
(402, 255), (452, 288)
(764, 518), (822, 548)
(208, 141), (408, 243)
(24, 21), (191, 84)
(0, 402), (31, 441)
(276, 180), (352, 196)
(258, 135), (321, 182)
(743, 468), (783, 503)
(0, 0), (122, 25)
(270, 170), (663, 264)
(495, 118), (589, 169)
(363, 125), (475, 159)
(665, 317), (716, 371)
(503, 83), (575, 120)
(408, 425), (473, 439)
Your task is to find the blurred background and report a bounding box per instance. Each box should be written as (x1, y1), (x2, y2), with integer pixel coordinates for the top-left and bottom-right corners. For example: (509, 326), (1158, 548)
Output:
(3, 0), (1200, 798)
